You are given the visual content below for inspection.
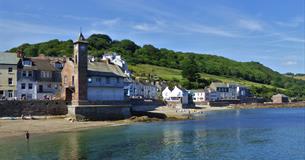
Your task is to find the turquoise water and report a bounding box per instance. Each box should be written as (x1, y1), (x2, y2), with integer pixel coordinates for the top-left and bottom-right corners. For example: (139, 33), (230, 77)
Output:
(0, 108), (304, 160)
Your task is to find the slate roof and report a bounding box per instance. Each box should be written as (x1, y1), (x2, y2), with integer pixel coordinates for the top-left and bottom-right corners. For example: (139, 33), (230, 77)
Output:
(27, 58), (56, 71)
(272, 94), (288, 98)
(0, 52), (20, 65)
(88, 61), (126, 77)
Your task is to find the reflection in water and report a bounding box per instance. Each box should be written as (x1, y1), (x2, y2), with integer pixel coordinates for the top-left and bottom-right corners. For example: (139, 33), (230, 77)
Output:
(0, 108), (304, 160)
(58, 132), (81, 160)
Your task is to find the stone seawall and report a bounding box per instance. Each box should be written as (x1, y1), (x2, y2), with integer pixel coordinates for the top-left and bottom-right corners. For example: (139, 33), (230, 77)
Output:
(0, 100), (68, 117)
(68, 105), (131, 121)
(230, 101), (305, 109)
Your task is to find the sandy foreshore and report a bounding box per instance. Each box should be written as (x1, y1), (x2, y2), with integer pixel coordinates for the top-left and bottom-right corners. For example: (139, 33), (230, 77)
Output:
(0, 106), (231, 139)
(0, 118), (133, 139)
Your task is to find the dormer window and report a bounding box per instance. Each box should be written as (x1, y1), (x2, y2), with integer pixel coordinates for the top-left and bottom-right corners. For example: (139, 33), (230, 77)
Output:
(22, 60), (32, 66)
(54, 62), (63, 69)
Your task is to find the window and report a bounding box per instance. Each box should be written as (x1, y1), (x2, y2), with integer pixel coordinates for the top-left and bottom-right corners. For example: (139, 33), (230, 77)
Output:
(8, 90), (13, 97)
(116, 77), (119, 83)
(55, 62), (62, 69)
(22, 71), (27, 77)
(48, 72), (52, 78)
(40, 71), (52, 78)
(41, 71), (45, 78)
(8, 67), (13, 73)
(64, 76), (67, 85)
(0, 90), (3, 95)
(28, 71), (32, 77)
(27, 94), (32, 99)
(8, 78), (13, 85)
(38, 85), (43, 92)
(96, 77), (101, 82)
(106, 77), (110, 84)
(22, 60), (32, 66)
(28, 83), (33, 89)
(21, 83), (26, 89)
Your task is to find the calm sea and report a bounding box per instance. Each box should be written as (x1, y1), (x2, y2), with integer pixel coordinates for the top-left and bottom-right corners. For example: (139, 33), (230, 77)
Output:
(0, 108), (304, 160)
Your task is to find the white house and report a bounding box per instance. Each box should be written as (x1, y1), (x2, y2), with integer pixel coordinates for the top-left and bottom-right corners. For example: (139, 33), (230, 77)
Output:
(102, 53), (131, 77)
(17, 57), (61, 100)
(162, 86), (188, 104)
(126, 81), (158, 99)
(207, 82), (251, 101)
(191, 89), (208, 102)
(162, 87), (172, 100)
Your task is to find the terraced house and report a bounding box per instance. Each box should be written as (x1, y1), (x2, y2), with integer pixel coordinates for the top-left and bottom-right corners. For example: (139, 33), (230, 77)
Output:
(17, 55), (62, 100)
(0, 53), (20, 99)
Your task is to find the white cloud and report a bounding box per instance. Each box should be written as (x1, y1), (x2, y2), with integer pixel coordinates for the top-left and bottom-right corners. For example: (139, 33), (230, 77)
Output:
(102, 18), (120, 26)
(132, 20), (166, 32)
(281, 37), (305, 43)
(282, 60), (298, 66)
(238, 19), (263, 31)
(275, 16), (304, 27)
(184, 24), (238, 37)
(0, 19), (70, 35)
(133, 23), (152, 31)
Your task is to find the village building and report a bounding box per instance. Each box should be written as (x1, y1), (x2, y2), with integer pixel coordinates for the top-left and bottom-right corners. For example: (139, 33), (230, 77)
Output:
(102, 53), (131, 77)
(272, 94), (289, 103)
(125, 80), (158, 100)
(17, 56), (61, 100)
(191, 89), (208, 102)
(208, 82), (251, 101)
(162, 86), (189, 105)
(61, 33), (126, 103)
(0, 52), (20, 99)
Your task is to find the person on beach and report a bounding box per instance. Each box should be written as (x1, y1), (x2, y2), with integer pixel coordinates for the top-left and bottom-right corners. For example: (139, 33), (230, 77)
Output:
(25, 131), (30, 141)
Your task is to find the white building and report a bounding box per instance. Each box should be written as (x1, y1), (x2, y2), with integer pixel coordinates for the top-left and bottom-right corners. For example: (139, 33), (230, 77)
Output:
(126, 81), (158, 99)
(207, 82), (251, 101)
(162, 86), (188, 104)
(102, 53), (131, 77)
(17, 57), (61, 100)
(87, 62), (126, 101)
(191, 89), (208, 102)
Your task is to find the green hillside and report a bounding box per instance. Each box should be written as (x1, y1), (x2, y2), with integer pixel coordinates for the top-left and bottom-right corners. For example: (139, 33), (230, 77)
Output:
(7, 33), (305, 99)
(129, 64), (285, 99)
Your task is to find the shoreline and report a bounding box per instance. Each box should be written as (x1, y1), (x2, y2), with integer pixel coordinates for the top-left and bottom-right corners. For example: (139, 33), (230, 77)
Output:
(0, 104), (303, 139)
(0, 118), (134, 139)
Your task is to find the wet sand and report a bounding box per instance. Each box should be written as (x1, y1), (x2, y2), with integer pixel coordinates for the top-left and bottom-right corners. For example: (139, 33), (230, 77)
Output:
(0, 106), (231, 139)
(0, 118), (132, 139)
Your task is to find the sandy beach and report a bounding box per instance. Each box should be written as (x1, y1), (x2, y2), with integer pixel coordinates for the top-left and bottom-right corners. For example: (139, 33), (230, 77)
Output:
(0, 118), (133, 139)
(0, 106), (231, 139)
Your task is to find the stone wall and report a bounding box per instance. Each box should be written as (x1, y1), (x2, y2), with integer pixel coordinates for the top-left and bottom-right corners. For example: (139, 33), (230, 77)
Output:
(68, 105), (131, 121)
(0, 100), (67, 117)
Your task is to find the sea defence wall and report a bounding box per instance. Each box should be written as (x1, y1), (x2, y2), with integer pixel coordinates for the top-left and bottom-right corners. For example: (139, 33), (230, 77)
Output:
(67, 104), (131, 121)
(0, 99), (166, 120)
(230, 101), (305, 109)
(131, 99), (164, 111)
(0, 100), (67, 117)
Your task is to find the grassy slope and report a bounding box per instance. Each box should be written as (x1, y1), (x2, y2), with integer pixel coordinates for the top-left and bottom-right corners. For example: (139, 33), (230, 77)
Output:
(129, 64), (285, 90)
(293, 76), (305, 81)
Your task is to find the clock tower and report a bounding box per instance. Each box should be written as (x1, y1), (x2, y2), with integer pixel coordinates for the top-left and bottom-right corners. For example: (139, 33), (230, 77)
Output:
(72, 32), (89, 105)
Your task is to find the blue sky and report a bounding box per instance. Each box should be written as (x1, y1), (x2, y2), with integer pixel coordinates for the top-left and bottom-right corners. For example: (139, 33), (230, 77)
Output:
(0, 0), (304, 73)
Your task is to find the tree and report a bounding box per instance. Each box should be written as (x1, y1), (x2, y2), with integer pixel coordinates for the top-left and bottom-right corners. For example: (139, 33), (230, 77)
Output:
(181, 55), (200, 83)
